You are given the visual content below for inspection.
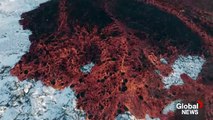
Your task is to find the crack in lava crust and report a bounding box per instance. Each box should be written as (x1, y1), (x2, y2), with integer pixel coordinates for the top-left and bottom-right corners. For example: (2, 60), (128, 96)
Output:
(11, 0), (213, 119)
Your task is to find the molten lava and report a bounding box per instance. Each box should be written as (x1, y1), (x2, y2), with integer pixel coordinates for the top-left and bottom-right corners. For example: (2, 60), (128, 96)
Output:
(11, 0), (213, 119)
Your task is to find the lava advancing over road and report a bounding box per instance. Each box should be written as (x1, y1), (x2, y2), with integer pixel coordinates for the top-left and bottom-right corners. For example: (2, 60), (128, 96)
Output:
(11, 0), (213, 119)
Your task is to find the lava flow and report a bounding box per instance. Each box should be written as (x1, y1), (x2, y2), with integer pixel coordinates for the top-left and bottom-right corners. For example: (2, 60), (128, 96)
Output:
(11, 0), (213, 119)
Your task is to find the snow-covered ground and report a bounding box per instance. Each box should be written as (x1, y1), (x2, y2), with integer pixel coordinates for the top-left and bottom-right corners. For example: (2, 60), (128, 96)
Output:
(162, 55), (205, 89)
(80, 62), (95, 74)
(0, 73), (85, 120)
(162, 100), (181, 115)
(116, 112), (160, 120)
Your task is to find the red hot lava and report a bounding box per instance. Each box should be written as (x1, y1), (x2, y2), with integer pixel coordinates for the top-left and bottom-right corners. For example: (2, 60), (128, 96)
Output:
(11, 0), (213, 119)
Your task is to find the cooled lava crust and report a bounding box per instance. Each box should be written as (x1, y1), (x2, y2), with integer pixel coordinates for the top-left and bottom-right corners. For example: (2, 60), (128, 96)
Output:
(11, 0), (213, 119)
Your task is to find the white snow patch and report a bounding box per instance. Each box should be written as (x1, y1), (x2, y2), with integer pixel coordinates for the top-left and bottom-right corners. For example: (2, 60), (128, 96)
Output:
(116, 112), (160, 120)
(0, 75), (85, 120)
(0, 0), (85, 119)
(162, 100), (181, 115)
(160, 58), (168, 64)
(145, 114), (160, 120)
(162, 55), (205, 89)
(80, 62), (95, 74)
(116, 112), (137, 120)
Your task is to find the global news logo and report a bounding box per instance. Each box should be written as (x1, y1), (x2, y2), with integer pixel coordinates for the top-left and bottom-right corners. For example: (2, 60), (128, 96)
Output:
(176, 100), (203, 115)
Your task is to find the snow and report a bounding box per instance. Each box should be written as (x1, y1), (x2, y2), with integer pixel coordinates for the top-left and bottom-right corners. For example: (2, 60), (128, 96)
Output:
(145, 114), (160, 120)
(162, 100), (181, 115)
(116, 112), (137, 120)
(160, 58), (168, 64)
(116, 112), (160, 120)
(80, 62), (95, 74)
(162, 55), (205, 89)
(0, 74), (86, 120)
